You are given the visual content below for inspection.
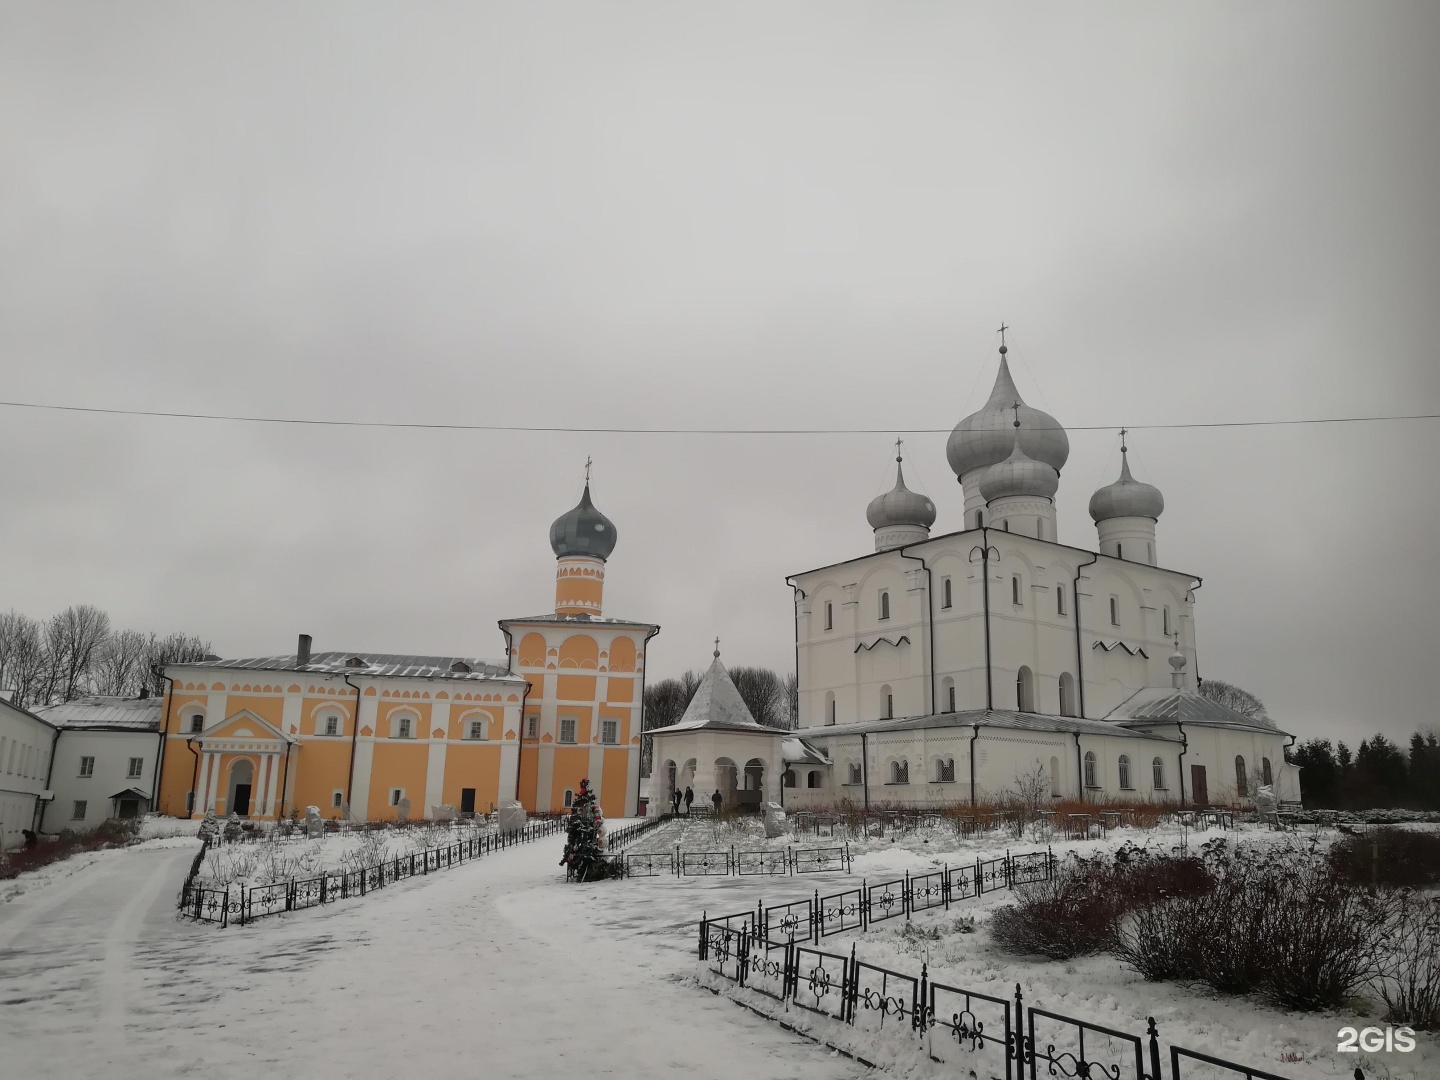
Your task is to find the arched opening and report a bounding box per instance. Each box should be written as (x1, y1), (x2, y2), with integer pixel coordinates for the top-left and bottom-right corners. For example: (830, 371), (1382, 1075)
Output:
(1058, 672), (1076, 717)
(681, 758), (697, 790)
(1262, 757), (1273, 787)
(1235, 756), (1248, 798)
(782, 769), (796, 788)
(1016, 666), (1035, 712)
(743, 758), (765, 791)
(225, 758), (254, 817)
(1152, 757), (1165, 790)
(889, 759), (909, 784)
(714, 757), (739, 807)
(662, 759), (677, 805)
(936, 757), (955, 782)
(1049, 755), (1061, 797)
(1083, 751), (1097, 789)
(1118, 754), (1132, 790)
(807, 770), (821, 789)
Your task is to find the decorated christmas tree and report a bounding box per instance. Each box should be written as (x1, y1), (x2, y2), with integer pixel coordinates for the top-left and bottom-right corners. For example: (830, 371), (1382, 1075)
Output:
(561, 778), (609, 882)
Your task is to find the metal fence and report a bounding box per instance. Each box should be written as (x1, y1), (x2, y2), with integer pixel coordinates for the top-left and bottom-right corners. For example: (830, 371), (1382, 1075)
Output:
(179, 817), (567, 927)
(609, 843), (853, 879)
(699, 919), (1312, 1080)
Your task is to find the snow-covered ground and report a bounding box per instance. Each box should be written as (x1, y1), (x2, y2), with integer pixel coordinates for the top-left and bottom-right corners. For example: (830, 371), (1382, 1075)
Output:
(1, 819), (1431, 1080)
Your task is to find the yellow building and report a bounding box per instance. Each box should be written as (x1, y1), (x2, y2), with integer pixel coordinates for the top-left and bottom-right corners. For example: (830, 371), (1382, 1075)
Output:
(154, 480), (658, 821)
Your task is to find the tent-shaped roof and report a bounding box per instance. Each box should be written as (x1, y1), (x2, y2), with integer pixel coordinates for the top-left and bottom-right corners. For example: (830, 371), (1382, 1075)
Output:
(782, 737), (831, 766)
(1107, 687), (1284, 735)
(655, 657), (773, 735)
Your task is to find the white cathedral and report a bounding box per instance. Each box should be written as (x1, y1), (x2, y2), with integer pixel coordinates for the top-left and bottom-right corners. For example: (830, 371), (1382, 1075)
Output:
(651, 342), (1301, 814)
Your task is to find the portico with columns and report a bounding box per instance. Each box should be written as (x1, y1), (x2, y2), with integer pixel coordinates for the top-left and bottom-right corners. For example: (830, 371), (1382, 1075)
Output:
(191, 711), (295, 819)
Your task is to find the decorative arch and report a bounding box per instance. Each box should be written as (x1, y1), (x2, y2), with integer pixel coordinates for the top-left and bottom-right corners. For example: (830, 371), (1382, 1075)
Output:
(382, 707), (421, 739)
(457, 710), (491, 740)
(609, 636), (637, 672)
(1058, 672), (1076, 717)
(557, 635), (599, 669)
(1016, 666), (1035, 712)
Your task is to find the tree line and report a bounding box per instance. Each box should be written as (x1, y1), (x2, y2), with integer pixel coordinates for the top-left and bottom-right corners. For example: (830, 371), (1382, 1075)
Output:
(1290, 732), (1440, 810)
(640, 666), (797, 776)
(0, 605), (212, 709)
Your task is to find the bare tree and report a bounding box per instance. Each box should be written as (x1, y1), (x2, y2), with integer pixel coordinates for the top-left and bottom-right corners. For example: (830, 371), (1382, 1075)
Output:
(1011, 759), (1051, 814)
(44, 605), (111, 703)
(0, 610), (47, 708)
(143, 632), (213, 696)
(640, 670), (702, 776)
(95, 628), (150, 697)
(1198, 678), (1270, 722)
(729, 666), (793, 730)
(784, 670), (799, 727)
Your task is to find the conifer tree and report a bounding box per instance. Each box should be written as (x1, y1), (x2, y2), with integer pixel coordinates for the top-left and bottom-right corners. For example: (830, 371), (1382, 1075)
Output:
(561, 778), (609, 882)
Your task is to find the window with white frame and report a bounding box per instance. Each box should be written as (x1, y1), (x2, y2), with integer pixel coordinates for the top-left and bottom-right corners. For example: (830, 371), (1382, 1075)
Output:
(526, 715), (538, 739)
(72, 800), (87, 820)
(879, 591), (890, 620)
(324, 715), (340, 736)
(1118, 754), (1132, 790)
(468, 719), (486, 740)
(79, 756), (95, 778)
(190, 714), (204, 733)
(563, 788), (574, 809)
(890, 759), (909, 784)
(333, 790), (344, 807)
(559, 717), (577, 744)
(395, 716), (412, 739)
(1152, 757), (1166, 789)
(601, 719), (619, 745)
(942, 577), (952, 608)
(127, 757), (143, 779)
(936, 758), (955, 783)
(847, 763), (862, 785)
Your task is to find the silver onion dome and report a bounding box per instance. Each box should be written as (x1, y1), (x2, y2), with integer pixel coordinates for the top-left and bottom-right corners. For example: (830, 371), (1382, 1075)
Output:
(866, 457), (936, 530)
(1088, 449), (1164, 522)
(979, 431), (1060, 502)
(549, 482), (618, 560)
(947, 347), (1070, 480)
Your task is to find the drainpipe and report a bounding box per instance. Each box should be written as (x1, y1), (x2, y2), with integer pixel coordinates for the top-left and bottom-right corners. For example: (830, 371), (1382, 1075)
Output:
(860, 732), (870, 813)
(186, 734), (203, 817)
(969, 723), (980, 807)
(1186, 578), (1204, 689)
(634, 624), (662, 816)
(343, 673), (362, 808)
(514, 678), (532, 808)
(970, 530), (995, 710)
(1073, 733), (1084, 802)
(1177, 722), (1189, 808)
(152, 665), (176, 817)
(36, 719), (60, 835)
(896, 547), (936, 715)
(277, 739), (293, 821)
(785, 579), (804, 729)
(1073, 552), (1100, 719)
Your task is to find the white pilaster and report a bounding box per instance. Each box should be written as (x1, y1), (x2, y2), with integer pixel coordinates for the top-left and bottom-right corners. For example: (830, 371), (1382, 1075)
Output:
(264, 751), (281, 816)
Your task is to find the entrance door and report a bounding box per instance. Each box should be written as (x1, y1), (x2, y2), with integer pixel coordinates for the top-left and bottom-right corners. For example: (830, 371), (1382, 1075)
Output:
(1190, 765), (1208, 808)
(233, 784), (252, 817)
(118, 799), (139, 819)
(460, 788), (476, 814)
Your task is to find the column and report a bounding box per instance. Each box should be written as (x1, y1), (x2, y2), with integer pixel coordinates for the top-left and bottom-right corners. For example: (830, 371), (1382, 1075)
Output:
(264, 750), (281, 817)
(203, 753), (222, 813)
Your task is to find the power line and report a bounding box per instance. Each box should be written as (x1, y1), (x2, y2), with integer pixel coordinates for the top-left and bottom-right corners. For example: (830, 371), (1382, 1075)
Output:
(0, 398), (1436, 435)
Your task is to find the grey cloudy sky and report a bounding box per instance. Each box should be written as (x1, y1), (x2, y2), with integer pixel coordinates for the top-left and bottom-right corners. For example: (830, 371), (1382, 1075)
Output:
(2, 3), (1436, 747)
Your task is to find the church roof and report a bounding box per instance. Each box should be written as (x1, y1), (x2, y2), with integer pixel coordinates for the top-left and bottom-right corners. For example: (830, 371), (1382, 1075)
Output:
(653, 656), (773, 735)
(32, 696), (162, 731)
(782, 736), (832, 766)
(174, 652), (520, 682)
(799, 709), (1179, 742)
(1107, 687), (1285, 735)
(499, 614), (659, 630)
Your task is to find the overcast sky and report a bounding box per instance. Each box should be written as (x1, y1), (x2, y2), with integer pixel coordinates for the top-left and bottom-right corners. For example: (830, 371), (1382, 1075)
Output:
(2, 3), (1436, 747)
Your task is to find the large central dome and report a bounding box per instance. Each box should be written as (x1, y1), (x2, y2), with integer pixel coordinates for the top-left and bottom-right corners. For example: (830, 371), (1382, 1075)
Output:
(946, 347), (1069, 481)
(549, 483), (618, 560)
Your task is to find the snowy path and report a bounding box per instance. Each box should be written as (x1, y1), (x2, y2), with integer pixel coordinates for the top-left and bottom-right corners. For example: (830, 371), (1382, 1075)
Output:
(0, 836), (864, 1080)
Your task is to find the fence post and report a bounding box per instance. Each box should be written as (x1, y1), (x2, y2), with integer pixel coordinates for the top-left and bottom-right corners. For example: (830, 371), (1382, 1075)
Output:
(904, 870), (912, 920)
(360, 868), (366, 896)
(738, 926), (750, 988)
(1146, 1017), (1161, 1080)
(813, 889), (820, 944)
(976, 856), (984, 896)
(845, 943), (858, 1024)
(699, 912), (708, 960)
(220, 889), (228, 929)
(1014, 982), (1026, 1079)
(320, 874), (328, 905)
(916, 962), (928, 1033)
(943, 864), (952, 909)
(1006, 849), (1013, 889)
(861, 877), (869, 932)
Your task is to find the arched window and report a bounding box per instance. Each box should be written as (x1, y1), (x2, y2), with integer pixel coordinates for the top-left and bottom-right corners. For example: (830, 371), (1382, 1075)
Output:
(825, 691), (836, 725)
(1012, 575), (1022, 605)
(1056, 587), (1066, 616)
(1118, 754), (1132, 790)
(936, 757), (955, 782)
(847, 763), (862, 785)
(977, 510), (984, 528)
(467, 718), (488, 740)
(1050, 756), (1061, 797)
(1058, 672), (1076, 717)
(807, 771), (821, 789)
(1110, 597), (1120, 626)
(190, 713), (205, 733)
(1235, 756), (1248, 798)
(879, 591), (890, 620)
(942, 577), (953, 609)
(890, 759), (909, 784)
(563, 788), (574, 809)
(666, 760), (677, 792)
(824, 602), (833, 631)
(1163, 607), (1171, 636)
(1083, 751), (1097, 789)
(1016, 666), (1035, 712)
(942, 677), (956, 713)
(783, 770), (796, 788)
(1152, 757), (1165, 789)
(395, 715), (413, 739)
(1262, 757), (1273, 787)
(1036, 518), (1044, 540)
(324, 714), (340, 736)
(881, 685), (893, 719)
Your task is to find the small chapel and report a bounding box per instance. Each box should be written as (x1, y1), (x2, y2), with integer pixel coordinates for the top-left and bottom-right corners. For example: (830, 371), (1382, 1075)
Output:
(651, 338), (1301, 814)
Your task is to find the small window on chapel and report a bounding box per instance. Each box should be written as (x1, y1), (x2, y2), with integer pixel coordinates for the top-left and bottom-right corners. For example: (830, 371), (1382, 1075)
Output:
(1110, 597), (1120, 626)
(1012, 576), (1022, 606)
(468, 720), (486, 740)
(1057, 587), (1067, 616)
(1163, 607), (1171, 636)
(325, 715), (339, 736)
(879, 591), (890, 620)
(824, 602), (833, 631)
(941, 577), (952, 609)
(190, 714), (204, 733)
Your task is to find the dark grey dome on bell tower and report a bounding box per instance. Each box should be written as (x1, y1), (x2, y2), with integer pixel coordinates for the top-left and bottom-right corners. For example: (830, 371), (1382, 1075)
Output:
(549, 483), (618, 560)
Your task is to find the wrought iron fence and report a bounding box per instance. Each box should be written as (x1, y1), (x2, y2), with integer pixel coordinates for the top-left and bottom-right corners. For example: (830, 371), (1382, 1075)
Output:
(607, 817), (665, 853)
(178, 816), (567, 926)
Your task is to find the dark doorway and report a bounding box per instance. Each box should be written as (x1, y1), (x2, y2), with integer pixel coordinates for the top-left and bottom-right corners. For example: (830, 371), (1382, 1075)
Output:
(118, 799), (139, 819)
(460, 788), (476, 814)
(233, 784), (252, 817)
(1190, 765), (1208, 808)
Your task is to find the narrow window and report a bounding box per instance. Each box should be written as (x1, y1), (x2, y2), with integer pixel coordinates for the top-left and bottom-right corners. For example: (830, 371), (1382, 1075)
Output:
(1152, 758), (1165, 789)
(1117, 543), (1123, 560)
(127, 757), (144, 779)
(79, 756), (95, 778)
(1262, 757), (1273, 787)
(325, 715), (340, 736)
(396, 716), (412, 739)
(333, 790), (343, 808)
(1235, 756), (1248, 798)
(1118, 755), (1132, 790)
(72, 800), (87, 820)
(1110, 597), (1120, 626)
(468, 719), (486, 740)
(390, 788), (403, 806)
(1058, 672), (1075, 717)
(1163, 607), (1171, 636)
(824, 602), (833, 631)
(1036, 517), (1044, 539)
(526, 715), (538, 739)
(879, 591), (890, 620)
(941, 577), (952, 609)
(190, 714), (204, 733)
(1012, 575), (1022, 606)
(601, 719), (619, 745)
(807, 771), (821, 789)
(1083, 751), (1097, 788)
(563, 788), (574, 809)
(1057, 587), (1066, 616)
(977, 510), (984, 528)
(1050, 756), (1061, 797)
(560, 717), (577, 744)
(946, 682), (956, 713)
(826, 693), (836, 725)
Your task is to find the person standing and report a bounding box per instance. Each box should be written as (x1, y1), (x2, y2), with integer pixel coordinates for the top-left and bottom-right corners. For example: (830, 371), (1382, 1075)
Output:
(671, 788), (681, 816)
(710, 789), (722, 815)
(684, 786), (694, 815)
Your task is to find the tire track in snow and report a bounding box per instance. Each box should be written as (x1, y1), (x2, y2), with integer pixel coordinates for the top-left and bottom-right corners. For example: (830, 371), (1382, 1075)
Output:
(99, 850), (188, 1039)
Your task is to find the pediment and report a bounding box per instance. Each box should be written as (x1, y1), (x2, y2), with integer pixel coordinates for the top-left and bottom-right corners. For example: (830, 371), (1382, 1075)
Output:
(200, 709), (292, 744)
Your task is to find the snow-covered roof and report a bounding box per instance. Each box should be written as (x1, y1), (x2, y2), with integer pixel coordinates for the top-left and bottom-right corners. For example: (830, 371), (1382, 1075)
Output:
(1107, 687), (1284, 735)
(782, 736), (831, 766)
(32, 696), (162, 731)
(796, 709), (1179, 743)
(652, 657), (773, 735)
(499, 614), (659, 630)
(174, 652), (521, 683)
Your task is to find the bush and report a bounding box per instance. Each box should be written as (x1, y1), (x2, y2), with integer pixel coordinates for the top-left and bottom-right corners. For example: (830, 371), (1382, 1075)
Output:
(990, 854), (1129, 960)
(1373, 891), (1440, 1029)
(1329, 828), (1440, 888)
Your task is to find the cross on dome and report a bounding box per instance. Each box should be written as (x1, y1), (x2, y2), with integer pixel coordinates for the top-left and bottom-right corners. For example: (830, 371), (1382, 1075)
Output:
(713, 637), (720, 659)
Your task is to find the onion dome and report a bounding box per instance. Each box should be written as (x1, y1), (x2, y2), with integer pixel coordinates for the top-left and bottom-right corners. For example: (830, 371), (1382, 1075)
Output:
(947, 345), (1070, 480)
(866, 453), (936, 531)
(549, 482), (618, 560)
(978, 430), (1060, 502)
(1088, 447), (1164, 522)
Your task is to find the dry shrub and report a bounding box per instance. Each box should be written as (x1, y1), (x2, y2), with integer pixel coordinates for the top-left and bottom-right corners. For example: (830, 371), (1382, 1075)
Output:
(1373, 891), (1440, 1029)
(990, 853), (1130, 960)
(1329, 828), (1440, 889)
